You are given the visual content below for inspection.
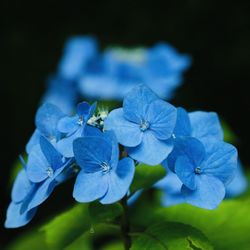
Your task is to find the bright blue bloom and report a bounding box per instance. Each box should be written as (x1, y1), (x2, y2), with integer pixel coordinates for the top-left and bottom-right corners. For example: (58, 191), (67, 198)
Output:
(57, 102), (96, 158)
(165, 108), (223, 171)
(26, 136), (71, 211)
(73, 132), (135, 204)
(5, 169), (37, 228)
(225, 161), (248, 198)
(26, 103), (65, 154)
(104, 85), (177, 165)
(78, 43), (191, 100)
(174, 137), (237, 209)
(58, 36), (97, 80)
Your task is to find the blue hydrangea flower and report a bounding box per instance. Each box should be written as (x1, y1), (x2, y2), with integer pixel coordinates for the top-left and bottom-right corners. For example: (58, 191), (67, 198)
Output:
(73, 132), (135, 204)
(26, 103), (65, 154)
(5, 169), (37, 228)
(165, 108), (224, 171)
(174, 137), (237, 209)
(104, 85), (177, 165)
(78, 43), (191, 100)
(225, 161), (248, 198)
(58, 36), (97, 81)
(57, 102), (96, 158)
(26, 136), (71, 211)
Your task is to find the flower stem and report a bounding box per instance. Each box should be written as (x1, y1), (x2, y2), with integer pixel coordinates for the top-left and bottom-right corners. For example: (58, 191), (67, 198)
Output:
(120, 195), (132, 250)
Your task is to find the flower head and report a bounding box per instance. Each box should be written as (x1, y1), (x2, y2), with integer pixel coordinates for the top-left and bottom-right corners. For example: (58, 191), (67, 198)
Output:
(73, 132), (135, 204)
(104, 85), (177, 165)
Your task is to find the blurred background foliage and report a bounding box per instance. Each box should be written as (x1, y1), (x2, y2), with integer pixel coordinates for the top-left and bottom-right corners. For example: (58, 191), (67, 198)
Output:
(1, 0), (250, 248)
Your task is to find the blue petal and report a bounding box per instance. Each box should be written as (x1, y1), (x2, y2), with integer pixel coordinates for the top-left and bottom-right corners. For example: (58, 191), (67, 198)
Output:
(202, 141), (238, 185)
(226, 161), (248, 198)
(26, 129), (41, 154)
(174, 107), (191, 137)
(57, 127), (83, 158)
(27, 178), (57, 211)
(77, 102), (91, 117)
(11, 170), (33, 203)
(40, 136), (63, 170)
(100, 157), (135, 204)
(175, 156), (196, 190)
(189, 111), (223, 143)
(57, 116), (79, 134)
(167, 137), (206, 172)
(182, 175), (225, 210)
(73, 136), (112, 172)
(5, 202), (37, 228)
(127, 131), (173, 165)
(35, 103), (64, 139)
(104, 108), (143, 147)
(84, 125), (103, 137)
(26, 145), (50, 182)
(123, 85), (159, 123)
(73, 171), (108, 202)
(146, 99), (177, 140)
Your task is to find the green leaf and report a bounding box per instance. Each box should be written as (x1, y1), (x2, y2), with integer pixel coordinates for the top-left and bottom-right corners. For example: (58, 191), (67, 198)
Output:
(133, 198), (250, 250)
(89, 201), (123, 224)
(221, 120), (237, 143)
(64, 232), (92, 250)
(131, 222), (213, 250)
(130, 164), (166, 194)
(40, 204), (91, 249)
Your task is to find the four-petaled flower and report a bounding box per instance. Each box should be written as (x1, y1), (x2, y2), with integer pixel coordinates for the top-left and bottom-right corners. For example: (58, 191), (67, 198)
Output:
(174, 137), (237, 209)
(104, 85), (177, 165)
(73, 132), (135, 204)
(57, 101), (96, 157)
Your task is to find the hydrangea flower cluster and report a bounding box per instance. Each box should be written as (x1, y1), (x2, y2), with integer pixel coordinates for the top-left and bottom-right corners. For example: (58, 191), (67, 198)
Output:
(6, 84), (240, 228)
(41, 36), (191, 114)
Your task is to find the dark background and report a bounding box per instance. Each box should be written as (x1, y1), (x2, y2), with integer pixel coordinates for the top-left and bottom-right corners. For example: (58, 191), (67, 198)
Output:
(1, 0), (250, 247)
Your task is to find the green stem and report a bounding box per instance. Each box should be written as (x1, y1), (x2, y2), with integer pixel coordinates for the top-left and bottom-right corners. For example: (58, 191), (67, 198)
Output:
(120, 195), (132, 250)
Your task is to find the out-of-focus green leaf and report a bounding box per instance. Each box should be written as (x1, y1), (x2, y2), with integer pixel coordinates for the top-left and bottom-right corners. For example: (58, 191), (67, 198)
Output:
(89, 201), (123, 224)
(101, 241), (124, 250)
(40, 204), (91, 249)
(64, 232), (92, 250)
(6, 229), (47, 250)
(221, 120), (237, 143)
(131, 222), (213, 250)
(130, 164), (166, 194)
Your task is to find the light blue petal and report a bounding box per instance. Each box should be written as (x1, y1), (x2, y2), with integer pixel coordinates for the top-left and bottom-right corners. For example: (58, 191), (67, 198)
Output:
(167, 137), (206, 172)
(123, 85), (159, 123)
(202, 141), (238, 185)
(84, 125), (103, 137)
(57, 128), (83, 158)
(173, 107), (191, 137)
(26, 129), (41, 154)
(40, 136), (63, 170)
(104, 108), (143, 147)
(73, 136), (112, 172)
(57, 116), (79, 134)
(26, 144), (49, 182)
(73, 171), (108, 202)
(27, 178), (57, 211)
(226, 161), (248, 198)
(100, 157), (135, 204)
(175, 156), (196, 190)
(11, 170), (33, 203)
(182, 175), (225, 210)
(5, 202), (37, 228)
(189, 111), (223, 142)
(146, 99), (177, 140)
(35, 103), (64, 138)
(127, 131), (173, 165)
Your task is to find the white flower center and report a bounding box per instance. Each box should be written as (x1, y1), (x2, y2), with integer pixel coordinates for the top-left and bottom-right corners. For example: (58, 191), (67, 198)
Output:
(46, 167), (54, 177)
(100, 162), (111, 173)
(195, 167), (202, 175)
(140, 120), (150, 132)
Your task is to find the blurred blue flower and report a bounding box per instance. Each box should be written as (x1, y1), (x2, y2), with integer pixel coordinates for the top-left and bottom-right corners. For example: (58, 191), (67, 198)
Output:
(104, 85), (177, 165)
(174, 137), (237, 209)
(226, 161), (248, 198)
(78, 43), (191, 100)
(73, 132), (135, 204)
(57, 101), (96, 158)
(26, 103), (65, 154)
